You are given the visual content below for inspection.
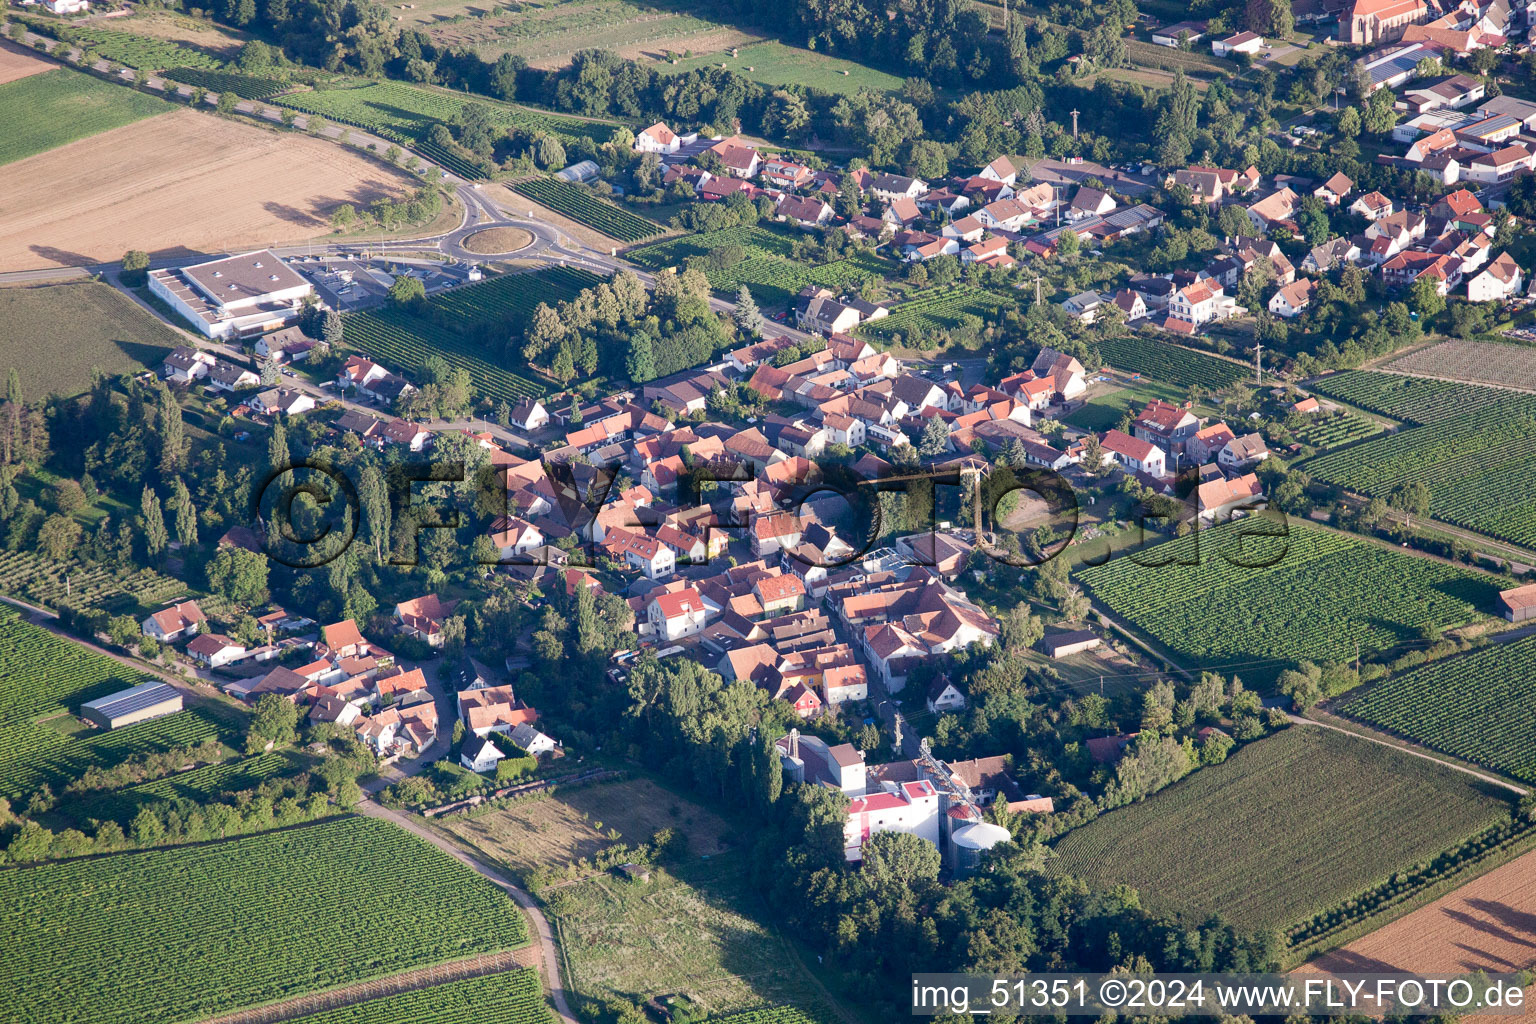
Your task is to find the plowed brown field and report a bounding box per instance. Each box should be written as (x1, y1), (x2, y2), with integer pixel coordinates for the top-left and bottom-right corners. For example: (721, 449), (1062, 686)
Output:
(0, 109), (412, 271)
(1300, 847), (1536, 1021)
(0, 43), (55, 85)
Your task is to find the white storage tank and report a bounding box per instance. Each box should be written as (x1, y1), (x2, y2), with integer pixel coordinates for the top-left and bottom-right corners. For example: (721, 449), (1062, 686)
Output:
(951, 821), (1011, 877)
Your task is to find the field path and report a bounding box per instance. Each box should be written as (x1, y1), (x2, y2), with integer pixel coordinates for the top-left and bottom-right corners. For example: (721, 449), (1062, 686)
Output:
(356, 799), (579, 1024)
(1289, 714), (1529, 796)
(197, 950), (537, 1024)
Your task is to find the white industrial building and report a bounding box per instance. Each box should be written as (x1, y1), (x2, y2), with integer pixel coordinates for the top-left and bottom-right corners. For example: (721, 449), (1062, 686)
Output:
(149, 250), (315, 340)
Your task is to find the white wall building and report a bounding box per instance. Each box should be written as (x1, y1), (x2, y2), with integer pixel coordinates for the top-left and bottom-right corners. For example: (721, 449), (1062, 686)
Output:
(149, 250), (315, 340)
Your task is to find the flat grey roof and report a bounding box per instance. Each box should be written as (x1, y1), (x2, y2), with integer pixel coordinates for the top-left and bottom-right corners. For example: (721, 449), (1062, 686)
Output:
(183, 250), (308, 307)
(81, 681), (181, 719)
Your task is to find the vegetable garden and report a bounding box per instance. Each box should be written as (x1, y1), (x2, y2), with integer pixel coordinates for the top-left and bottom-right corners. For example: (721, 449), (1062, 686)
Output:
(1074, 519), (1496, 684)
(627, 224), (893, 307)
(342, 265), (600, 404)
(280, 968), (550, 1024)
(1, 816), (531, 1024)
(1341, 635), (1536, 784)
(1096, 336), (1248, 389)
(1050, 728), (1515, 935)
(511, 177), (664, 243)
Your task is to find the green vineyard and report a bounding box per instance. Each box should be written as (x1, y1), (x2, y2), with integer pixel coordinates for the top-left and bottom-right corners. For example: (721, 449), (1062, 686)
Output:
(0, 548), (190, 611)
(1301, 375), (1536, 548)
(164, 67), (285, 99)
(1074, 519), (1496, 684)
(1342, 635), (1536, 784)
(2, 816), (531, 1024)
(859, 284), (1011, 340)
(628, 224), (894, 306)
(1296, 411), (1380, 449)
(0, 610), (145, 731)
(511, 177), (664, 243)
(1096, 336), (1248, 389)
(0, 706), (235, 802)
(1307, 370), (1510, 423)
(274, 82), (619, 180)
(342, 265), (601, 404)
(280, 968), (550, 1024)
(129, 750), (292, 801)
(73, 29), (222, 71)
(1049, 727), (1513, 933)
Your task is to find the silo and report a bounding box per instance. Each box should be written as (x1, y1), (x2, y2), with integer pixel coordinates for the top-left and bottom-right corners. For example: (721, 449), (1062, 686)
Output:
(951, 821), (1011, 877)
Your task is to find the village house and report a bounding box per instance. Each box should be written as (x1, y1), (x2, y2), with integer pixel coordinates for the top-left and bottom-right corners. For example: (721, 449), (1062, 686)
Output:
(648, 588), (710, 642)
(141, 600), (207, 642)
(1269, 278), (1317, 318)
(1467, 252), (1523, 301)
(1219, 433), (1270, 470)
(186, 633), (246, 668)
(635, 121), (683, 154)
(1100, 429), (1169, 477)
(394, 594), (460, 647)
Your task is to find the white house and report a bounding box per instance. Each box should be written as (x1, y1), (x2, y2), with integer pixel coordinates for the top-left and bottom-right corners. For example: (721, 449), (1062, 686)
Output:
(461, 734), (505, 773)
(186, 633), (247, 668)
(648, 588), (710, 642)
(635, 121), (682, 154)
(43, 0), (91, 13)
(142, 600), (206, 642)
(1268, 278), (1316, 318)
(489, 516), (544, 561)
(1218, 433), (1270, 469)
(926, 677), (967, 714)
(845, 779), (941, 862)
(509, 398), (549, 433)
(1467, 252), (1523, 301)
(509, 721), (559, 757)
(1100, 429), (1168, 477)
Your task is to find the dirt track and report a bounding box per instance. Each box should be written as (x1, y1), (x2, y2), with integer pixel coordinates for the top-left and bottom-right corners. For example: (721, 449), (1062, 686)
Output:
(0, 109), (414, 270)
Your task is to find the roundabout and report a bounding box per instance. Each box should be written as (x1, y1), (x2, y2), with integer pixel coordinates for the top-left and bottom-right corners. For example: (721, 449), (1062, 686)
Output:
(460, 226), (535, 256)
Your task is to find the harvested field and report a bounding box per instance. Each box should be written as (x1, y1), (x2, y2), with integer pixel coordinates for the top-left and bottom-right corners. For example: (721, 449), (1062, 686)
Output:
(1382, 339), (1536, 393)
(1299, 847), (1536, 1020)
(0, 41), (55, 85)
(0, 109), (413, 271)
(434, 777), (731, 880)
(463, 226), (534, 254)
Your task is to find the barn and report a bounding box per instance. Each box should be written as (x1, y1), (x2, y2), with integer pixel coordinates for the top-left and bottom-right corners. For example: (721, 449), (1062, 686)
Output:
(1498, 583), (1536, 624)
(80, 681), (183, 730)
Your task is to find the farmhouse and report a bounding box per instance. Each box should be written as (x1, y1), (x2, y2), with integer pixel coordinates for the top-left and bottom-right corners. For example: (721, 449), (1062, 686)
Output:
(635, 121), (681, 154)
(142, 600), (206, 642)
(186, 633), (247, 668)
(80, 681), (183, 730)
(149, 250), (315, 341)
